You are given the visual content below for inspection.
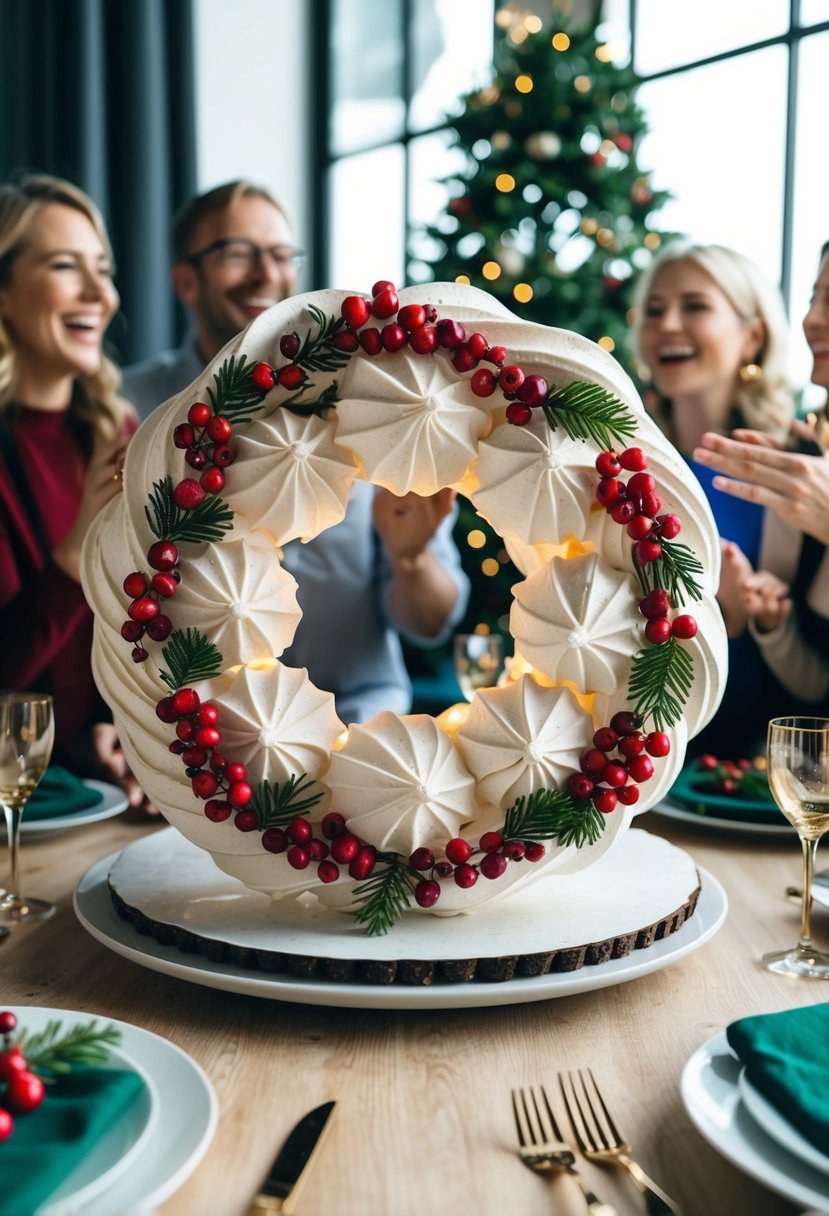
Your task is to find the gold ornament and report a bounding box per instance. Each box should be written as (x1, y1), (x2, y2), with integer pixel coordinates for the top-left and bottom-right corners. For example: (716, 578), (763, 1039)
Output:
(739, 362), (763, 384)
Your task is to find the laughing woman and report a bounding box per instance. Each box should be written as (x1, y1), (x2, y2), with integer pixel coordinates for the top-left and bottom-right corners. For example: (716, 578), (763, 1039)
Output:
(0, 174), (146, 806)
(631, 243), (795, 755)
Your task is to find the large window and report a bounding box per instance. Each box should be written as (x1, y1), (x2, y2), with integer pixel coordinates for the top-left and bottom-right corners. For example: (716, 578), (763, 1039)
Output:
(323, 1), (829, 401)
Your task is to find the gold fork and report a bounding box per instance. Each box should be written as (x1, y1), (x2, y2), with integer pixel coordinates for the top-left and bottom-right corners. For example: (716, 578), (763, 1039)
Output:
(511, 1086), (618, 1215)
(559, 1069), (683, 1216)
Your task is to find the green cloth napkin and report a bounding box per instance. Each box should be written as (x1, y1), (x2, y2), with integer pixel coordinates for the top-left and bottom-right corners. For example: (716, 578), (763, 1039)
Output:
(24, 767), (104, 822)
(727, 1003), (829, 1156)
(0, 1066), (146, 1214)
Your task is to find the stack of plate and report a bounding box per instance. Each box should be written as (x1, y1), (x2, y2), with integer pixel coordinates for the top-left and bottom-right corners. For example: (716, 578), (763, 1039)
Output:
(681, 1030), (829, 1213)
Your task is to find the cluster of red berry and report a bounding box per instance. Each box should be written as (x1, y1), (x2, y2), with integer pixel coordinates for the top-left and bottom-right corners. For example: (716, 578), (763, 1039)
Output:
(262, 811), (377, 884)
(119, 543), (181, 663)
(408, 833), (547, 909)
(568, 711), (670, 814)
(173, 400), (238, 489)
(155, 688), (255, 825)
(0, 1012), (45, 1143)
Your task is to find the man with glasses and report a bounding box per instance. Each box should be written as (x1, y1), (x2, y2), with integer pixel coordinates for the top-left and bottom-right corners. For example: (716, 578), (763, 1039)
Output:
(122, 179), (469, 725)
(123, 180), (303, 417)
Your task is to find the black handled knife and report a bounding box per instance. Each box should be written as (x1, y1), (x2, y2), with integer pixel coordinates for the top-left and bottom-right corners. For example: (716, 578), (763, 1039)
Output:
(248, 1100), (336, 1214)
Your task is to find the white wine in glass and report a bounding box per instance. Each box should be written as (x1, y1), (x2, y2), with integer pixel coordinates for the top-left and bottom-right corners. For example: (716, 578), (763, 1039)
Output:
(454, 634), (504, 702)
(0, 691), (55, 923)
(763, 716), (829, 979)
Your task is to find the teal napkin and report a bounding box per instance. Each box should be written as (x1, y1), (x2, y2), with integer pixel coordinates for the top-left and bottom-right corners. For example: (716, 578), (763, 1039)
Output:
(0, 1066), (146, 1214)
(727, 1004), (829, 1156)
(24, 767), (104, 822)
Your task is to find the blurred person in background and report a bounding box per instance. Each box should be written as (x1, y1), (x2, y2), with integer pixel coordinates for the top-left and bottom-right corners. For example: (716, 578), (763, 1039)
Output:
(0, 173), (150, 809)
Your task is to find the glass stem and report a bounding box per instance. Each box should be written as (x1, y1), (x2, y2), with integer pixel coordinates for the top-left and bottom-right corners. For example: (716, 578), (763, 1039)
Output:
(2, 801), (22, 894)
(798, 835), (818, 951)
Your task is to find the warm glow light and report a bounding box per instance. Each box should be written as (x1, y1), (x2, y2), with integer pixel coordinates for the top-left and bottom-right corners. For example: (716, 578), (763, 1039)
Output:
(473, 623), (491, 636)
(524, 15), (542, 32)
(479, 86), (500, 105)
(626, 307), (636, 325)
(513, 282), (534, 303)
(596, 228), (614, 247)
(598, 336), (616, 352)
(599, 139), (616, 157)
(455, 273), (471, 285)
(435, 702), (471, 738)
(595, 44), (613, 62)
(552, 32), (570, 51)
(482, 558), (500, 577)
(248, 657), (279, 671)
(495, 8), (512, 27)
(644, 232), (662, 250)
(467, 529), (487, 549)
(515, 74), (534, 94)
(574, 75), (592, 93)
(495, 173), (516, 192)
(510, 25), (528, 43)
(581, 217), (598, 235)
(482, 261), (502, 280)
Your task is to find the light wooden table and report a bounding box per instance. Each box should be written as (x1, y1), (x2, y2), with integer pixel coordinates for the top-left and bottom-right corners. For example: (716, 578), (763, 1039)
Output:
(1, 810), (826, 1216)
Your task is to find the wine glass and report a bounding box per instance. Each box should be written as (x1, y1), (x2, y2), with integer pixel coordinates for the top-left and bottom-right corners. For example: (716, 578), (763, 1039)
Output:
(453, 633), (504, 702)
(0, 691), (55, 923)
(763, 716), (829, 979)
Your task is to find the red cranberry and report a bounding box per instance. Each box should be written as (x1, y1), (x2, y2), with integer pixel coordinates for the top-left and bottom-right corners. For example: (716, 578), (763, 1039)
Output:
(672, 614), (698, 640)
(445, 838), (472, 865)
(287, 816), (313, 845)
(121, 620), (144, 642)
(596, 478), (624, 508)
(409, 325), (438, 354)
(228, 782), (253, 807)
(172, 688), (201, 720)
(173, 423), (195, 449)
(480, 852), (508, 880)
(436, 319), (466, 348)
(617, 784), (640, 805)
(371, 287), (399, 318)
(341, 295), (370, 329)
(619, 734), (645, 757)
(516, 374), (548, 407)
(593, 788), (618, 814)
(453, 863), (478, 888)
(188, 401), (212, 427)
(151, 572), (178, 598)
(185, 448), (207, 470)
(234, 808), (258, 831)
(318, 860), (340, 883)
(655, 513), (682, 539)
(593, 727), (619, 752)
(330, 832), (360, 864)
(471, 369), (497, 397)
(262, 827), (288, 853)
(645, 618), (672, 645)
(147, 540), (179, 571)
(639, 491), (662, 518)
(525, 843), (546, 862)
(359, 327), (383, 355)
(568, 773), (595, 800)
(506, 401), (533, 426)
(397, 303), (426, 331)
(200, 467), (226, 495)
(212, 443), (236, 468)
(619, 447), (648, 471)
(381, 323), (407, 352)
(250, 363), (276, 391)
(467, 332), (488, 358)
(639, 589), (672, 620)
(627, 754), (655, 783)
(486, 345), (507, 366)
(451, 344), (478, 372)
(192, 771), (219, 800)
(322, 812), (346, 839)
(479, 831), (504, 853)
(348, 846), (377, 881)
(580, 748), (608, 776)
(610, 499), (636, 524)
(155, 695), (178, 723)
(634, 538), (662, 565)
(645, 731), (671, 757)
(414, 880), (440, 908)
(610, 711), (641, 736)
(371, 279), (395, 297)
(127, 596), (159, 622)
(499, 365), (525, 392)
(332, 329), (360, 353)
(206, 415), (232, 444)
(626, 514), (653, 541)
(503, 840), (525, 861)
(123, 571), (148, 598)
(279, 332), (301, 359)
(410, 847), (435, 871)
(627, 472), (656, 502)
(602, 762), (628, 788)
(287, 845), (310, 869)
(595, 451), (622, 478)
(145, 615), (172, 642)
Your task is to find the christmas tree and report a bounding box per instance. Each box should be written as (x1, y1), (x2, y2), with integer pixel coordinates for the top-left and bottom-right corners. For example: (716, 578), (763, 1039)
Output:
(406, 3), (674, 670)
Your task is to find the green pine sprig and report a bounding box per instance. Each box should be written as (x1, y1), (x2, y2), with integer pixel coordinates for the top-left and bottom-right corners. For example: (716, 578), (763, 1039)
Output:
(207, 354), (269, 423)
(628, 637), (694, 730)
(13, 1019), (122, 1080)
(541, 381), (638, 450)
(295, 305), (353, 373)
(650, 539), (704, 605)
(250, 774), (325, 829)
(284, 380), (341, 418)
(502, 787), (606, 849)
(144, 477), (234, 544)
(159, 628), (223, 690)
(353, 854), (418, 936)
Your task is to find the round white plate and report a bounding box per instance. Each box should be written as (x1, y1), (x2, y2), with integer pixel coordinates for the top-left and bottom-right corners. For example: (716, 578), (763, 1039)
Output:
(738, 1069), (829, 1179)
(681, 1030), (829, 1213)
(651, 797), (791, 838)
(5, 781), (130, 841)
(7, 1010), (159, 1216)
(8, 1005), (217, 1215)
(74, 851), (727, 1010)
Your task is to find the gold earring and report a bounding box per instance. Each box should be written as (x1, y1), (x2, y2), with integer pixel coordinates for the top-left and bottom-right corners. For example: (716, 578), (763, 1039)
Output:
(739, 362), (763, 384)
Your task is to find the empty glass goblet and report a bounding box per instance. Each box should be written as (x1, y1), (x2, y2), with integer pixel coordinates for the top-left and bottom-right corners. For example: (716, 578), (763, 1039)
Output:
(453, 633), (504, 702)
(0, 691), (55, 923)
(763, 716), (829, 979)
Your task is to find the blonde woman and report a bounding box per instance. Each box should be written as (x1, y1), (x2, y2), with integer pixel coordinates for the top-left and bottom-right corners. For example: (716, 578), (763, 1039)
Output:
(631, 243), (795, 756)
(0, 174), (146, 806)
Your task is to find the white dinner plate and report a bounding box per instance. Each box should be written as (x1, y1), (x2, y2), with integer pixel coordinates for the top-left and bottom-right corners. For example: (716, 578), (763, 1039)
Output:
(74, 851), (727, 1010)
(681, 1030), (829, 1213)
(2, 781), (130, 841)
(7, 1004), (217, 1216)
(651, 797), (792, 838)
(738, 1069), (829, 1179)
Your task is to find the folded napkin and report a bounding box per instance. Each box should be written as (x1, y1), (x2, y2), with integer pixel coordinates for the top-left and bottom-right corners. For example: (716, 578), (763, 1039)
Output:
(0, 1066), (146, 1214)
(24, 767), (104, 822)
(727, 1004), (829, 1156)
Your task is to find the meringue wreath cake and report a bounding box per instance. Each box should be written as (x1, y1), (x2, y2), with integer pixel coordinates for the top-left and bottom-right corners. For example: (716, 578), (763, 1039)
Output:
(82, 282), (726, 937)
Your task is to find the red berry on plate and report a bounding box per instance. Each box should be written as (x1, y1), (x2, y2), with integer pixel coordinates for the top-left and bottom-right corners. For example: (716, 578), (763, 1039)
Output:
(6, 1070), (45, 1113)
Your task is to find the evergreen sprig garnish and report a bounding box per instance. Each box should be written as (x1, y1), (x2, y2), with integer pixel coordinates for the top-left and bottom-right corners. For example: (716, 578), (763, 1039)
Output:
(159, 628), (223, 690)
(503, 787), (606, 849)
(295, 306), (352, 373)
(284, 381), (341, 418)
(14, 1019), (121, 1080)
(145, 477), (234, 544)
(207, 354), (268, 423)
(250, 774), (325, 828)
(541, 381), (638, 450)
(354, 854), (418, 936)
(646, 539), (704, 605)
(628, 637), (694, 730)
